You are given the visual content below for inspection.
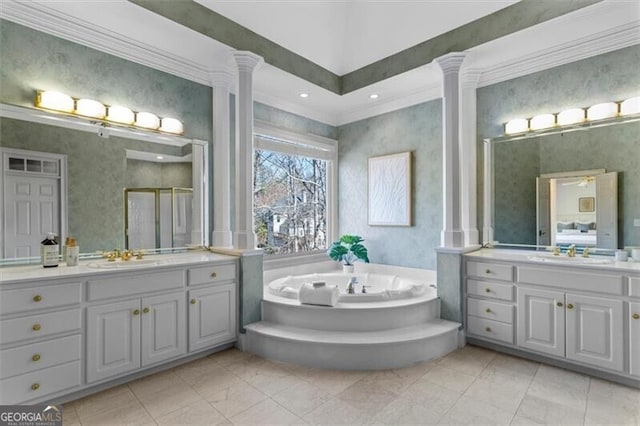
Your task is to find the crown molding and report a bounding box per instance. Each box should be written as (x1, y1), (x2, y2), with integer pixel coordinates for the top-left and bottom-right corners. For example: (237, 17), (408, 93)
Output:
(0, 0), (213, 87)
(478, 21), (640, 88)
(253, 90), (339, 127)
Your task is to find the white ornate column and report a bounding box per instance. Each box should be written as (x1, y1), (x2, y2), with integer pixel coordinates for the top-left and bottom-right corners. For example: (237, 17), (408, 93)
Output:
(232, 51), (263, 250)
(435, 53), (466, 248)
(483, 139), (494, 245)
(210, 68), (234, 247)
(460, 68), (481, 247)
(191, 140), (207, 247)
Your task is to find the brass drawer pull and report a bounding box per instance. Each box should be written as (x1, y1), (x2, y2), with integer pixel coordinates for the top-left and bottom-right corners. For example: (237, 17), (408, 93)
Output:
(32, 354), (41, 362)
(485, 327), (492, 332)
(485, 288), (491, 293)
(633, 313), (639, 320)
(567, 304), (574, 310)
(31, 383), (40, 391)
(485, 308), (492, 313)
(143, 307), (150, 314)
(211, 272), (217, 278)
(190, 299), (196, 304)
(32, 323), (41, 331)
(33, 295), (42, 302)
(133, 309), (140, 315)
(557, 302), (563, 307)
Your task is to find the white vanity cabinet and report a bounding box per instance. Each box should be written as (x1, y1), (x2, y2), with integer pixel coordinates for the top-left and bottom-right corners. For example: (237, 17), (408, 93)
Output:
(0, 252), (239, 404)
(465, 252), (639, 387)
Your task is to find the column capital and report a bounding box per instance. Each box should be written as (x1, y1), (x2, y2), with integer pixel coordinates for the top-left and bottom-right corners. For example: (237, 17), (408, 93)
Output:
(232, 51), (263, 73)
(461, 68), (482, 89)
(434, 52), (466, 75)
(210, 69), (234, 90)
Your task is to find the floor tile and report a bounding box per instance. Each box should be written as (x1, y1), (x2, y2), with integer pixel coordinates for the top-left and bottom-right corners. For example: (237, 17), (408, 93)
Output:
(421, 365), (477, 393)
(295, 368), (367, 395)
(527, 375), (588, 411)
(303, 396), (373, 425)
(439, 394), (514, 425)
(206, 381), (268, 419)
(368, 395), (444, 425)
(72, 384), (137, 420)
(533, 364), (590, 392)
(515, 394), (585, 425)
(79, 399), (156, 426)
(173, 356), (228, 384)
(229, 398), (303, 425)
(155, 399), (229, 425)
(129, 369), (184, 398)
(483, 353), (540, 378)
(272, 380), (332, 417)
(584, 391), (640, 425)
(137, 381), (204, 418)
(463, 375), (528, 415)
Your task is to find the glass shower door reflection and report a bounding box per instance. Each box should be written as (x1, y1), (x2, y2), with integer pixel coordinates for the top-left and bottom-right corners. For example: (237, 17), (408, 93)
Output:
(126, 190), (157, 250)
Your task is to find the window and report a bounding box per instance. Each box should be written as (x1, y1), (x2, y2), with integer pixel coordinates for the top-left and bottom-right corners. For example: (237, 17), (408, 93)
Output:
(253, 123), (337, 256)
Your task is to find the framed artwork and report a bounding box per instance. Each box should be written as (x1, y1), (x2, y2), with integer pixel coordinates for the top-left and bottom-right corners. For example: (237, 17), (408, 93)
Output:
(368, 151), (412, 226)
(579, 197), (595, 212)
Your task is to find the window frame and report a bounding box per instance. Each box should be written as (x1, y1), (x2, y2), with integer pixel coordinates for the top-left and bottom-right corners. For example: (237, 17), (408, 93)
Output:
(253, 120), (338, 259)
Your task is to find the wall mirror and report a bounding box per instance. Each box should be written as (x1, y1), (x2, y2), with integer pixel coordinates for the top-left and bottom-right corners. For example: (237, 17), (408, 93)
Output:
(483, 117), (640, 251)
(0, 104), (208, 262)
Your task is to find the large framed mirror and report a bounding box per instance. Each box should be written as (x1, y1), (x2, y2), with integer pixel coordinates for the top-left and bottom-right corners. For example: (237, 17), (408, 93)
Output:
(483, 117), (639, 251)
(0, 104), (208, 261)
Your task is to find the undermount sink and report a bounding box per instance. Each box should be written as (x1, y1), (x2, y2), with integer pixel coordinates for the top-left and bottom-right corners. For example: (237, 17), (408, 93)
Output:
(86, 258), (165, 269)
(527, 254), (613, 265)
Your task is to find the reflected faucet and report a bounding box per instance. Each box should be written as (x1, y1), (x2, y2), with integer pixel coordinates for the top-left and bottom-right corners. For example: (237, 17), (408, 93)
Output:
(582, 247), (590, 258)
(566, 245), (576, 258)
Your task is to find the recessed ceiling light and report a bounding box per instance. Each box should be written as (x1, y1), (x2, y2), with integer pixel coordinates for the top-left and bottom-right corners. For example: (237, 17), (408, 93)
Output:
(369, 94), (379, 99)
(299, 93), (309, 98)
(156, 156), (163, 160)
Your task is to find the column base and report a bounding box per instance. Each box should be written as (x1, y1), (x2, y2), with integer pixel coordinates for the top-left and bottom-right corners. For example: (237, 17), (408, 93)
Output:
(233, 231), (256, 250)
(211, 231), (233, 248)
(441, 229), (465, 248)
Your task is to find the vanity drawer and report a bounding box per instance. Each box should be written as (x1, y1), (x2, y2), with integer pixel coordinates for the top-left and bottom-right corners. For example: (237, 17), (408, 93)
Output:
(189, 263), (236, 286)
(0, 335), (81, 379)
(0, 282), (82, 315)
(87, 269), (185, 301)
(467, 298), (514, 324)
(0, 309), (81, 345)
(467, 279), (514, 301)
(518, 266), (623, 295)
(630, 277), (640, 299)
(467, 262), (513, 282)
(467, 317), (514, 344)
(0, 360), (81, 405)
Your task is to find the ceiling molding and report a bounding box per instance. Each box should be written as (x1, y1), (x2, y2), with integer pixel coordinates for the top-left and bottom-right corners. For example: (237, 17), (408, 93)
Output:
(0, 0), (213, 87)
(478, 21), (640, 88)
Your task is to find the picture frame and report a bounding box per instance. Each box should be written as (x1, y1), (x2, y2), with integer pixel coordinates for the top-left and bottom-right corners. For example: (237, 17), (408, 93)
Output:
(579, 196), (595, 212)
(368, 151), (412, 226)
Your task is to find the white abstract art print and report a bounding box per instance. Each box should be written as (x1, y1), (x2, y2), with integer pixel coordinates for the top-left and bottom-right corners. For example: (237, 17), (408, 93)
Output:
(368, 152), (411, 226)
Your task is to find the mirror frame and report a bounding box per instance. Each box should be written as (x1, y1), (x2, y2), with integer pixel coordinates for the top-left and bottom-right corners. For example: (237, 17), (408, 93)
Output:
(0, 103), (209, 260)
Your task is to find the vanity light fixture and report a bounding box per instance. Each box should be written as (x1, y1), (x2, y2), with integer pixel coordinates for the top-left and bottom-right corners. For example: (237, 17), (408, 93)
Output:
(75, 98), (106, 119)
(621, 96), (640, 116)
(106, 105), (135, 125)
(135, 112), (160, 130)
(34, 90), (184, 135)
(159, 117), (184, 135)
(35, 91), (75, 113)
(504, 118), (529, 135)
(530, 113), (555, 131)
(587, 102), (618, 121)
(557, 108), (585, 126)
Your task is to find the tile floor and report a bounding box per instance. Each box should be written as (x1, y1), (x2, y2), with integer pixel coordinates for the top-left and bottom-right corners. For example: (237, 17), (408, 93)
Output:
(63, 345), (640, 425)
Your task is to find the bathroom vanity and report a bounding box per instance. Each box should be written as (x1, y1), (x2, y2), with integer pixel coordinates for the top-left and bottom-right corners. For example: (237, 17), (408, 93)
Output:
(465, 249), (640, 387)
(0, 252), (238, 404)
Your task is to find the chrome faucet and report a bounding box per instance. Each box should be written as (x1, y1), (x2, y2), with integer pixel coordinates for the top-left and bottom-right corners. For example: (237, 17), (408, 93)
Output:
(346, 277), (357, 294)
(361, 285), (370, 294)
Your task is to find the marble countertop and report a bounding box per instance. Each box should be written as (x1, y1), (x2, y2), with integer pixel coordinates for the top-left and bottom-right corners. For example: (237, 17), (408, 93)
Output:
(0, 250), (237, 284)
(466, 248), (640, 273)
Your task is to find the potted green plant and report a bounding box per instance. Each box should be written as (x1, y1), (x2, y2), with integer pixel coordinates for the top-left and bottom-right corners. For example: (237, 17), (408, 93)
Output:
(328, 234), (370, 273)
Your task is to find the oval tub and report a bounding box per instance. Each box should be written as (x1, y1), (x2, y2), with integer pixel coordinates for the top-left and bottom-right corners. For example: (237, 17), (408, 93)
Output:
(267, 272), (427, 303)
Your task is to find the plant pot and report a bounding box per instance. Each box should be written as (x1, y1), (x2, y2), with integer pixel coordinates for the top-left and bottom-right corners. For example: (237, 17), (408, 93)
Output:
(343, 264), (355, 274)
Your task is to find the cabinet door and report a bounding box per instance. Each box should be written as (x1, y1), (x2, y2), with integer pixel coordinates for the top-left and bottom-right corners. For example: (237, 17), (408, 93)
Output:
(188, 284), (236, 352)
(566, 293), (623, 372)
(630, 302), (640, 377)
(141, 292), (187, 367)
(517, 287), (565, 357)
(87, 300), (141, 383)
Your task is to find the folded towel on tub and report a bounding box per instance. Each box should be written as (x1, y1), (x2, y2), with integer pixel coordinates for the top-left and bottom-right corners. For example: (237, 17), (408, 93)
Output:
(298, 282), (339, 307)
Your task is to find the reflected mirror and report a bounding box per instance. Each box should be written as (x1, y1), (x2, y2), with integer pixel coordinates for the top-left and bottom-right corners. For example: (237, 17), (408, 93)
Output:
(0, 105), (207, 260)
(485, 119), (639, 250)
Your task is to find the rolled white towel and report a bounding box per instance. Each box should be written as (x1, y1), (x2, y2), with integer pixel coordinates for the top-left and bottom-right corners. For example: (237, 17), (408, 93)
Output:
(299, 282), (339, 307)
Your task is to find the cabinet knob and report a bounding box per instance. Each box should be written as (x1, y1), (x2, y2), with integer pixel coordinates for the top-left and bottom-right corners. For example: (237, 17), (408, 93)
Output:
(143, 307), (150, 314)
(557, 302), (563, 307)
(33, 295), (42, 302)
(31, 383), (40, 391)
(485, 327), (492, 332)
(485, 288), (491, 293)
(133, 309), (140, 315)
(32, 354), (41, 362)
(485, 269), (491, 274)
(567, 304), (574, 310)
(211, 272), (217, 278)
(190, 299), (196, 304)
(485, 308), (492, 313)
(633, 313), (640, 320)
(32, 323), (41, 331)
